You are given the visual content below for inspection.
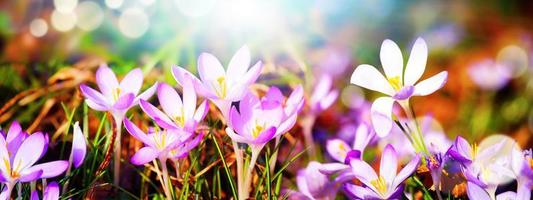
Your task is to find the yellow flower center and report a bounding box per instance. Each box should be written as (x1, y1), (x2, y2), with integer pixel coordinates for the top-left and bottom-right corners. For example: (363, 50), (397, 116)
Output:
(371, 176), (388, 195)
(153, 131), (168, 150)
(172, 109), (185, 127)
(472, 143), (478, 158)
(252, 124), (264, 138)
(388, 76), (402, 91)
(215, 76), (227, 98)
(113, 88), (122, 102)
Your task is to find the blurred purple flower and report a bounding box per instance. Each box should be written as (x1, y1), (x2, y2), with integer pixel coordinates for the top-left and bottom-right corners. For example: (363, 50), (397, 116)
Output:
(171, 45), (263, 118)
(79, 64), (157, 119)
(310, 75), (339, 113)
(30, 181), (59, 200)
(71, 122), (87, 168)
(509, 148), (533, 200)
(123, 119), (196, 165)
(344, 145), (420, 199)
(289, 161), (338, 200)
(140, 76), (208, 132)
(350, 38), (448, 137)
(468, 59), (512, 91)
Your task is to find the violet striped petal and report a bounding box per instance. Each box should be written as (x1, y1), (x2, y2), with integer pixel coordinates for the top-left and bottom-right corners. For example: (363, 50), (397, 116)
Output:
(113, 93), (135, 110)
(25, 161), (68, 179)
(95, 64), (119, 98)
(71, 122), (87, 168)
(131, 147), (159, 165)
(119, 68), (143, 96)
(43, 182), (60, 200)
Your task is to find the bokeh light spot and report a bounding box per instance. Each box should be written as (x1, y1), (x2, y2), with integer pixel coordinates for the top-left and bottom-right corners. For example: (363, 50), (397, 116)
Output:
(54, 0), (78, 13)
(118, 8), (150, 38)
(105, 0), (123, 9)
(51, 10), (77, 32)
(29, 18), (48, 37)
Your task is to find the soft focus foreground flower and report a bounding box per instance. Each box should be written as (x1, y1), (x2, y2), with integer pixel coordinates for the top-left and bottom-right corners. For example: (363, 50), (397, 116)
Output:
(71, 122), (87, 168)
(79, 64), (157, 119)
(509, 148), (533, 200)
(289, 161), (337, 200)
(171, 45), (263, 118)
(0, 131), (68, 198)
(344, 145), (420, 199)
(30, 181), (60, 200)
(310, 75), (339, 113)
(468, 59), (512, 91)
(140, 78), (208, 132)
(123, 119), (196, 165)
(350, 37), (448, 137)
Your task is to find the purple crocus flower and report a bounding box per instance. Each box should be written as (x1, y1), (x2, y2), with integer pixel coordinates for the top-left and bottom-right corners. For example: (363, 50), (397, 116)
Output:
(140, 76), (209, 132)
(509, 148), (533, 200)
(171, 45), (263, 118)
(289, 161), (337, 200)
(344, 145), (420, 199)
(0, 132), (68, 197)
(466, 181), (524, 200)
(123, 119), (196, 165)
(309, 75), (338, 113)
(30, 181), (60, 200)
(80, 64), (157, 119)
(468, 59), (512, 91)
(350, 38), (448, 137)
(0, 121), (28, 161)
(71, 122), (87, 168)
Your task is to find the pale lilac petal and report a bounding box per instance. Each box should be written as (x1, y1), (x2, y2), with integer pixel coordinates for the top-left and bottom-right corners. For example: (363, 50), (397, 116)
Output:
(85, 99), (109, 111)
(7, 131), (26, 158)
(242, 61), (263, 86)
(225, 127), (248, 144)
(326, 139), (351, 162)
(123, 119), (154, 147)
(276, 113), (298, 137)
(0, 136), (10, 174)
(344, 183), (380, 199)
(404, 37), (428, 86)
(226, 45), (251, 83)
(71, 122), (87, 168)
(251, 127), (276, 144)
(516, 182), (531, 200)
(157, 83), (183, 118)
(467, 181), (491, 200)
(193, 100), (209, 123)
(13, 132), (45, 171)
(43, 182), (60, 200)
(18, 169), (43, 182)
(229, 106), (245, 136)
(476, 139), (507, 163)
(318, 163), (349, 175)
(349, 159), (379, 189)
(182, 75), (197, 121)
(226, 83), (249, 102)
(139, 100), (176, 130)
(113, 93), (134, 110)
(413, 71), (448, 96)
(334, 169), (355, 183)
(496, 191), (516, 200)
(133, 82), (158, 105)
(319, 90), (338, 111)
(392, 154), (420, 189)
(79, 84), (109, 106)
(119, 68), (143, 96)
(296, 170), (311, 198)
(285, 85), (304, 115)
(311, 75), (333, 105)
(351, 64), (395, 96)
(6, 121), (21, 143)
(380, 39), (404, 80)
(452, 136), (473, 162)
(392, 85), (414, 100)
(198, 53), (226, 83)
(25, 161), (68, 179)
(95, 64), (119, 98)
(370, 97), (395, 137)
(171, 65), (215, 98)
(0, 187), (10, 200)
(131, 147), (159, 165)
(353, 123), (374, 152)
(380, 144), (398, 184)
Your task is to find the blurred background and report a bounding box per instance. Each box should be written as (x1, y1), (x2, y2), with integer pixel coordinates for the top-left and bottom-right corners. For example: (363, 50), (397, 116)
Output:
(1, 0), (532, 146)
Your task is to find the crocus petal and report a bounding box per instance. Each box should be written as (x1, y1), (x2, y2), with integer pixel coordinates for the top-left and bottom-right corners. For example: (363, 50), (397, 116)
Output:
(25, 161), (68, 179)
(350, 159), (379, 190)
(242, 60), (263, 86)
(134, 82), (158, 105)
(496, 191), (517, 200)
(123, 119), (155, 147)
(198, 53), (226, 83)
(113, 93), (135, 110)
(18, 169), (43, 182)
(344, 183), (380, 199)
(131, 147), (159, 165)
(182, 75), (197, 121)
(139, 100), (176, 130)
(392, 154), (420, 189)
(119, 68), (143, 96)
(0, 187), (10, 200)
(285, 85), (304, 115)
(71, 122), (87, 168)
(13, 132), (45, 171)
(392, 85), (414, 100)
(276, 113), (298, 137)
(7, 131), (26, 159)
(171, 65), (215, 98)
(404, 37), (428, 86)
(516, 182), (531, 200)
(79, 84), (109, 106)
(31, 190), (39, 200)
(413, 71), (448, 96)
(296, 170), (311, 198)
(226, 45), (251, 84)
(225, 127), (248, 144)
(370, 97), (395, 137)
(0, 136), (10, 175)
(85, 99), (109, 111)
(6, 121), (21, 143)
(353, 123), (374, 152)
(467, 181), (491, 200)
(452, 136), (473, 161)
(318, 163), (350, 175)
(229, 106), (245, 136)
(193, 100), (209, 123)
(476, 139), (507, 163)
(326, 139), (351, 163)
(380, 39), (404, 80)
(311, 75), (333, 105)
(43, 182), (60, 200)
(351, 64), (395, 96)
(157, 83), (183, 118)
(251, 127), (276, 144)
(380, 144), (398, 184)
(95, 64), (119, 98)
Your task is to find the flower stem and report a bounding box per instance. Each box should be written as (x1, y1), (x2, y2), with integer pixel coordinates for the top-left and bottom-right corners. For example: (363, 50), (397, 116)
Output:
(232, 141), (244, 200)
(269, 136), (281, 174)
(302, 115), (317, 159)
(3, 182), (14, 199)
(113, 116), (123, 188)
(242, 150), (259, 200)
(160, 158), (173, 200)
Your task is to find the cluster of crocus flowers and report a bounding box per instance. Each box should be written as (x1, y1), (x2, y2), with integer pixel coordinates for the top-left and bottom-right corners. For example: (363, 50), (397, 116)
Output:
(171, 45), (263, 119)
(290, 161), (338, 200)
(0, 121), (87, 199)
(79, 64), (157, 186)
